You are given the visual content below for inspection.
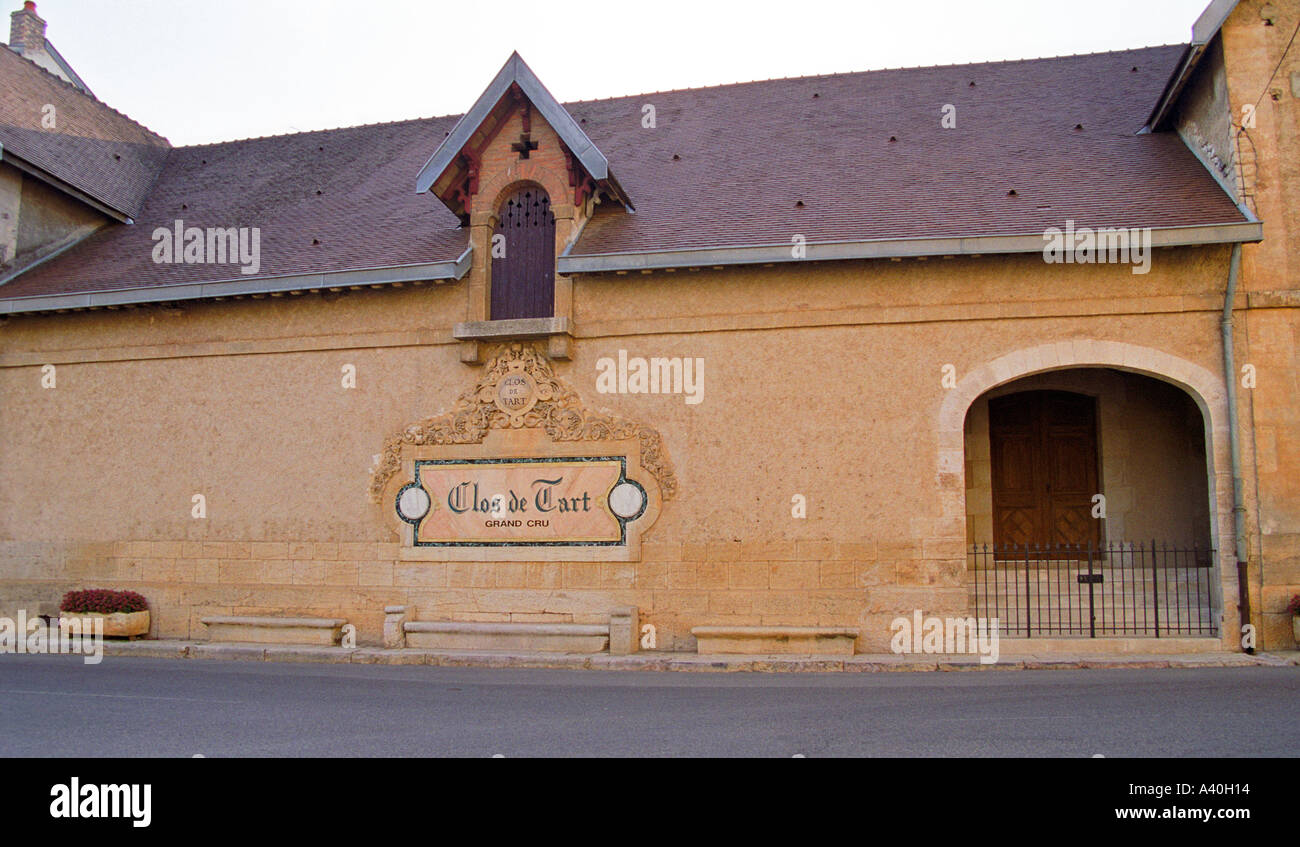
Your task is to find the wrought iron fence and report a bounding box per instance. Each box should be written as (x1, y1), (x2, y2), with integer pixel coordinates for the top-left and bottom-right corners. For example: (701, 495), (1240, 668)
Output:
(969, 542), (1218, 638)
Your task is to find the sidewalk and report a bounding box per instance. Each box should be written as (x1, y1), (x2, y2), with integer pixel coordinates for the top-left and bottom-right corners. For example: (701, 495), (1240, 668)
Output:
(100, 640), (1300, 673)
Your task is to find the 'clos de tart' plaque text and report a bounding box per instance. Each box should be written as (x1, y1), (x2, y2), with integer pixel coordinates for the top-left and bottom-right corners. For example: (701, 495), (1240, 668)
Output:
(398, 457), (647, 546)
(370, 344), (675, 562)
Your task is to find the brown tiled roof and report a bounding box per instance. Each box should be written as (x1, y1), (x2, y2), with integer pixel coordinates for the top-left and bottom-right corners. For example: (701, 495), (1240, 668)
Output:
(0, 44), (1247, 303)
(568, 45), (1246, 255)
(0, 46), (169, 218)
(0, 116), (467, 299)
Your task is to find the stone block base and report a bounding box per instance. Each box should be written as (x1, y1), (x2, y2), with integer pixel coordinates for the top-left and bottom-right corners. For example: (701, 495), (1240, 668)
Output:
(691, 625), (859, 655)
(995, 636), (1226, 655)
(404, 621), (609, 652)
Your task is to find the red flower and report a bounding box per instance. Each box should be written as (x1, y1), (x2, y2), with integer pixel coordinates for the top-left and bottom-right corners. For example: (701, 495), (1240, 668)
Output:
(60, 589), (148, 614)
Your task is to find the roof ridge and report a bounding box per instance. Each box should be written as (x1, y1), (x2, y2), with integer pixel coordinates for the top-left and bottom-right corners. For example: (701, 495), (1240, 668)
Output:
(561, 43), (1190, 106)
(155, 42), (1188, 149)
(1, 42), (171, 147)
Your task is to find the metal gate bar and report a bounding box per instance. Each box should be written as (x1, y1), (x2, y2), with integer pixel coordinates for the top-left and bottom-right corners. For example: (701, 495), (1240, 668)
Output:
(969, 541), (1217, 638)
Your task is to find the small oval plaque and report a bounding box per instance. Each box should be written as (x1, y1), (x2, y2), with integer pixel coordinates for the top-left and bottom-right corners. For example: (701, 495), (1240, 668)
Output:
(495, 372), (538, 417)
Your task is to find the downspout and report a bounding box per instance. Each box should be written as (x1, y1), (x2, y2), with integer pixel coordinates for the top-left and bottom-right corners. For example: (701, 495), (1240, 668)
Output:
(1220, 243), (1253, 653)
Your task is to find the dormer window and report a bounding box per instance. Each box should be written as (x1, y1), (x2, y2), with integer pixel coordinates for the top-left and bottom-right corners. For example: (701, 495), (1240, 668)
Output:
(424, 53), (633, 361)
(490, 185), (554, 320)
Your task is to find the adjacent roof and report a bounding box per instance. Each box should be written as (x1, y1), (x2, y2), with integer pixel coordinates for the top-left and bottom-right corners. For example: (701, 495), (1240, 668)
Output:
(1, 43), (1257, 310)
(0, 116), (470, 302)
(567, 45), (1250, 261)
(37, 39), (93, 95)
(8, 35), (95, 95)
(0, 44), (169, 220)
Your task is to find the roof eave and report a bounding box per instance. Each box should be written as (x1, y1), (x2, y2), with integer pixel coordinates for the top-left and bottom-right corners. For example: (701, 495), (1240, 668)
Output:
(0, 245), (474, 315)
(558, 221), (1264, 274)
(602, 170), (634, 213)
(0, 142), (133, 222)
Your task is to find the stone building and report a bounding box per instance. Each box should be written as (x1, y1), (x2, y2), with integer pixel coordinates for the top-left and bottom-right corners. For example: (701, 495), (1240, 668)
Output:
(1, 0), (1296, 653)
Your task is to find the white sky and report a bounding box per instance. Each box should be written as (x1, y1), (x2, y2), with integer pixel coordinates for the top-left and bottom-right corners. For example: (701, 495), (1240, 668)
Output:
(26, 0), (1213, 146)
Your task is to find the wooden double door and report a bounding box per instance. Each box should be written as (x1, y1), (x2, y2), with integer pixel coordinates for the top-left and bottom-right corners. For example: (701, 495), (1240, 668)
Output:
(989, 390), (1101, 551)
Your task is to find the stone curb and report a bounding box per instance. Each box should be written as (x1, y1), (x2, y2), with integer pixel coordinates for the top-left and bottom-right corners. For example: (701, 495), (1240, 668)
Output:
(93, 641), (1300, 673)
(1250, 652), (1300, 667)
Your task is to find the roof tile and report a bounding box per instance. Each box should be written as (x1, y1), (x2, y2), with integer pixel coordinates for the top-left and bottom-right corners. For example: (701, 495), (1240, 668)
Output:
(0, 44), (1247, 303)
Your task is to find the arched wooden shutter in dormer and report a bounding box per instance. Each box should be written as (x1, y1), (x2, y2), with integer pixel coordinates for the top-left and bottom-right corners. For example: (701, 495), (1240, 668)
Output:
(490, 186), (555, 320)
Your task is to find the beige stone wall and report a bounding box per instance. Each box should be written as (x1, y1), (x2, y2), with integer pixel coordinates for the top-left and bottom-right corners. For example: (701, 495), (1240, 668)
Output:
(1244, 303), (1300, 647)
(1175, 38), (1237, 191)
(0, 164), (19, 268)
(964, 369), (1212, 549)
(1221, 0), (1300, 648)
(14, 174), (105, 259)
(3, 5), (1298, 653)
(0, 0), (1295, 657)
(1, 241), (1270, 650)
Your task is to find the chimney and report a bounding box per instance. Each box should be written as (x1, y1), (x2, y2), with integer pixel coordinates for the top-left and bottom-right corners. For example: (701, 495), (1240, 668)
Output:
(10, 1), (45, 55)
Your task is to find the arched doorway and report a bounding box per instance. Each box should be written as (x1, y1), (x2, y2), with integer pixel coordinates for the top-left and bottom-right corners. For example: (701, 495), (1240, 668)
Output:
(964, 368), (1216, 637)
(490, 185), (555, 321)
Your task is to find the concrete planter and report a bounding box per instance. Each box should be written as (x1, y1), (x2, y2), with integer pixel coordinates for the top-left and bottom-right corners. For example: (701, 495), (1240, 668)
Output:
(62, 610), (150, 639)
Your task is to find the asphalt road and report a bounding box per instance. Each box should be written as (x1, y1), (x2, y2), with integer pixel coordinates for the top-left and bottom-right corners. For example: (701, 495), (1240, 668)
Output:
(0, 655), (1296, 757)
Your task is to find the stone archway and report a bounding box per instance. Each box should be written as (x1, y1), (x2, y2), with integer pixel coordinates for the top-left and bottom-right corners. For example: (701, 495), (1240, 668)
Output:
(936, 340), (1238, 639)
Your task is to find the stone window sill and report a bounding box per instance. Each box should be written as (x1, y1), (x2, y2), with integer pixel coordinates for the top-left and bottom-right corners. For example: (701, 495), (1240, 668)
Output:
(452, 316), (571, 342)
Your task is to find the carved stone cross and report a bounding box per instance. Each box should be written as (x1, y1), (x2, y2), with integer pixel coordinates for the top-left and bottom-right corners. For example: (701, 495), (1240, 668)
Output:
(511, 132), (538, 159)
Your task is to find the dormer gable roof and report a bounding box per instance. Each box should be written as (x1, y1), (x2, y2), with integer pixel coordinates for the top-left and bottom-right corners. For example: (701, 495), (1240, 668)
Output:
(414, 51), (631, 219)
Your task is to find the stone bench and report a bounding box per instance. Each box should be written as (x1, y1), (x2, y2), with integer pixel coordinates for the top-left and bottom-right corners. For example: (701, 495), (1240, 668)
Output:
(387, 606), (638, 654)
(691, 625), (859, 656)
(201, 615), (347, 646)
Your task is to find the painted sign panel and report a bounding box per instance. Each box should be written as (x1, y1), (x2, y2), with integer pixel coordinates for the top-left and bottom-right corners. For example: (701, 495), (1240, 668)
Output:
(397, 457), (646, 547)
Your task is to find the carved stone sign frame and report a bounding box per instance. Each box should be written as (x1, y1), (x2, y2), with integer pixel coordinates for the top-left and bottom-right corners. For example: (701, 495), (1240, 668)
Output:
(370, 343), (675, 562)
